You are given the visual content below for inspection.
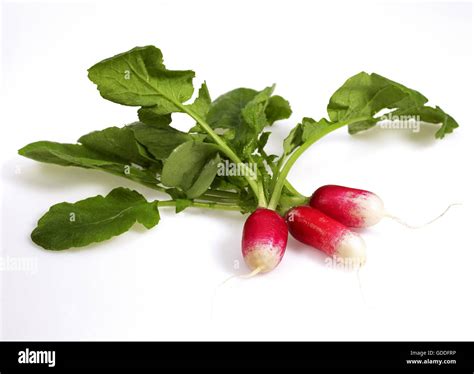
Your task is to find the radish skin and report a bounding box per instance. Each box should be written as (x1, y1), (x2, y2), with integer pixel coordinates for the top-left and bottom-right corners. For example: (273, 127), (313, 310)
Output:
(286, 206), (366, 266)
(310, 185), (384, 228)
(242, 208), (288, 273)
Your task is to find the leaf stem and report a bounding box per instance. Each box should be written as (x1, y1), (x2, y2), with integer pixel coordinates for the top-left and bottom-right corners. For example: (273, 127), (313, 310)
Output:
(203, 189), (240, 199)
(284, 181), (305, 198)
(157, 200), (241, 211)
(249, 154), (268, 207)
(268, 117), (370, 210)
(256, 178), (267, 207)
(176, 103), (262, 204)
(197, 194), (238, 204)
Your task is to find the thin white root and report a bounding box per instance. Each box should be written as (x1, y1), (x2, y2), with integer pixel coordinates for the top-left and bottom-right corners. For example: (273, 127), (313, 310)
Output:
(385, 203), (461, 229)
(211, 266), (264, 318)
(218, 266), (263, 287)
(239, 266), (264, 279)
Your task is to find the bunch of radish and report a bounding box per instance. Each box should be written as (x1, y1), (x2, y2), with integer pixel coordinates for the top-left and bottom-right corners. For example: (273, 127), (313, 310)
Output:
(243, 185), (403, 274)
(242, 183), (457, 275)
(20, 46), (458, 270)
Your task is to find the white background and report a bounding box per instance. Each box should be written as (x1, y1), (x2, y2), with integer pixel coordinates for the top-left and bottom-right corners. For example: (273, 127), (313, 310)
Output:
(1, 0), (473, 341)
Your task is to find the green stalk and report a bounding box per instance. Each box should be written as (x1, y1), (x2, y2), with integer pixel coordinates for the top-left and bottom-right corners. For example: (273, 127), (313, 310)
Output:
(267, 156), (304, 198)
(275, 154), (286, 174)
(176, 103), (262, 205)
(133, 180), (239, 203)
(268, 117), (370, 210)
(256, 178), (267, 207)
(196, 194), (238, 204)
(203, 190), (240, 199)
(257, 140), (305, 203)
(157, 200), (241, 211)
(284, 181), (305, 198)
(249, 154), (268, 207)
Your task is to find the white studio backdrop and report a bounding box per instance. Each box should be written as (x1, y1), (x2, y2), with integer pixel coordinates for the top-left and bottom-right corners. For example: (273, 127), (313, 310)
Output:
(0, 0), (473, 340)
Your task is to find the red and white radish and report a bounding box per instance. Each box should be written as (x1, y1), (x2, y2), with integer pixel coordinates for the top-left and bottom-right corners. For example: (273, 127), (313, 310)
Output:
(309, 184), (458, 229)
(242, 208), (288, 274)
(286, 206), (366, 266)
(310, 185), (384, 228)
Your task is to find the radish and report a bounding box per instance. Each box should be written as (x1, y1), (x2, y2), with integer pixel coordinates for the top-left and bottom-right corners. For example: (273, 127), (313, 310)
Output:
(310, 184), (458, 229)
(286, 206), (366, 266)
(242, 208), (288, 274)
(310, 185), (384, 228)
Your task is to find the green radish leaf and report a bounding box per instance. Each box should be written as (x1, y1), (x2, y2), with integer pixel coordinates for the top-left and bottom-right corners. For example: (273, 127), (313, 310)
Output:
(283, 122), (304, 155)
(130, 122), (192, 160)
(186, 153), (221, 198)
(206, 87), (257, 140)
(19, 141), (104, 167)
(135, 141), (164, 166)
(328, 72), (426, 124)
(300, 117), (333, 140)
(265, 95), (292, 125)
(257, 131), (271, 150)
(257, 132), (278, 173)
(206, 86), (284, 156)
(88, 46), (195, 113)
(186, 82), (212, 118)
(237, 189), (258, 214)
(328, 72), (458, 138)
(241, 85), (275, 132)
(137, 109), (172, 127)
(161, 141), (221, 198)
(175, 199), (193, 213)
(383, 105), (458, 139)
(18, 141), (159, 186)
(31, 188), (160, 250)
(78, 125), (152, 166)
(283, 118), (332, 155)
(210, 176), (243, 192)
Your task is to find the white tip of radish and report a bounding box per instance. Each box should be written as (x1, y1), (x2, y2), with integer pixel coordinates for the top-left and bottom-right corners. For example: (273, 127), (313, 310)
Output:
(335, 232), (367, 267)
(354, 193), (385, 227)
(244, 244), (282, 273)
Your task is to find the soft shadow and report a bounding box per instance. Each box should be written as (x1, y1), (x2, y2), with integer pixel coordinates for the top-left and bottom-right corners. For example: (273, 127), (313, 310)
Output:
(7, 160), (167, 206)
(196, 211), (248, 274)
(350, 122), (440, 147)
(11, 163), (150, 192)
(32, 226), (148, 255)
